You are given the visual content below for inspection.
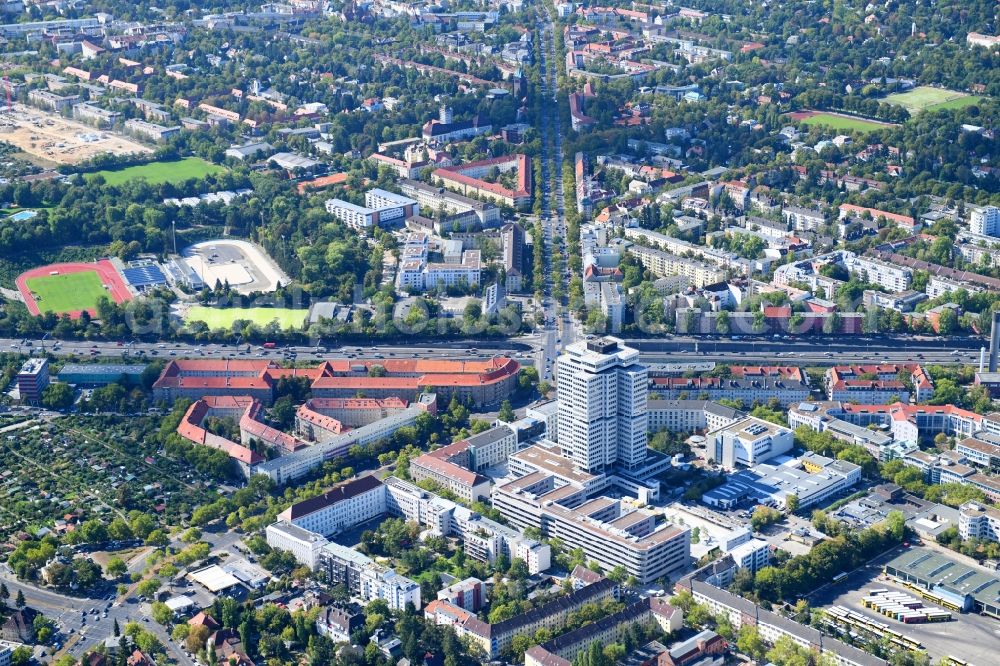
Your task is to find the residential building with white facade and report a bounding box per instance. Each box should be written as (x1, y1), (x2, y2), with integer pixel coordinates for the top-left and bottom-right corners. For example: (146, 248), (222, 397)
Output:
(628, 244), (727, 288)
(846, 255), (913, 292)
(970, 206), (1000, 237)
(728, 538), (771, 573)
(276, 475), (386, 535)
(959, 502), (1000, 542)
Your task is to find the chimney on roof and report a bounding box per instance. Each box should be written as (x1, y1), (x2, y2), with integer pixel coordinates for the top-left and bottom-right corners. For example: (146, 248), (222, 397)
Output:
(991, 311), (1000, 373)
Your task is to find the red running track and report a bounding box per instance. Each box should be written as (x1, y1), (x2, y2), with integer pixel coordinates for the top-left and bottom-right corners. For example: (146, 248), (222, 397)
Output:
(16, 259), (132, 319)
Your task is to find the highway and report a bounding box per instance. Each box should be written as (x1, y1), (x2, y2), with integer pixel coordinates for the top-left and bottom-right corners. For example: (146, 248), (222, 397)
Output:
(3, 332), (987, 369)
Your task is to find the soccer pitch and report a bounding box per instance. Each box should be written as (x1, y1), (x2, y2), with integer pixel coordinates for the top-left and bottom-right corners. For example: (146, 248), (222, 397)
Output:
(25, 271), (108, 314)
(88, 158), (227, 186)
(799, 112), (890, 133)
(884, 86), (981, 114)
(185, 306), (307, 330)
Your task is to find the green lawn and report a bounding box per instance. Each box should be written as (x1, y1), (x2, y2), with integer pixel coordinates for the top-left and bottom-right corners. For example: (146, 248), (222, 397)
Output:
(884, 86), (981, 114)
(87, 158), (227, 186)
(185, 306), (308, 330)
(26, 271), (108, 313)
(799, 113), (890, 133)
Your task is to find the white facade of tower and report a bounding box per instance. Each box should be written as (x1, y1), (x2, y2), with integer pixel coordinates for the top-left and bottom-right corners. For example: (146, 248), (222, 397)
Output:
(970, 206), (1000, 237)
(556, 337), (648, 473)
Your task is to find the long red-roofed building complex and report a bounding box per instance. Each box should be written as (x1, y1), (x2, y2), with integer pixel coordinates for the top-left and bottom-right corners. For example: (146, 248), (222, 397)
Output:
(154, 357), (519, 408)
(433, 154), (532, 210)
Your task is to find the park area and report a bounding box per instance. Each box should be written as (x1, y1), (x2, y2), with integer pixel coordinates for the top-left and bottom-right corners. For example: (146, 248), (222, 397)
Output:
(184, 305), (307, 330)
(16, 260), (132, 317)
(789, 110), (896, 133)
(884, 86), (982, 115)
(87, 157), (226, 186)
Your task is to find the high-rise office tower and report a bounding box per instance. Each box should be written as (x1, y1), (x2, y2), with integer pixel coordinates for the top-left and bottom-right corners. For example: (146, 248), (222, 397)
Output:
(556, 337), (648, 473)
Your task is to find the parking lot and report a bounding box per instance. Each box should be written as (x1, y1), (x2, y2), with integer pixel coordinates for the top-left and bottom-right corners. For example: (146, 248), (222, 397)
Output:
(809, 548), (1000, 665)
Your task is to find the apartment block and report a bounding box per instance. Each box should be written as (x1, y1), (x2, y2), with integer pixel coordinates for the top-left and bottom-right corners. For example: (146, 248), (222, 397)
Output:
(424, 578), (617, 658)
(959, 502), (1000, 542)
(646, 399), (746, 433)
(628, 244), (727, 288)
(124, 119), (180, 142)
(399, 178), (501, 226)
(676, 578), (886, 666)
(325, 189), (418, 231)
(276, 475), (386, 536)
(727, 538), (771, 573)
(651, 368), (810, 408)
(970, 206), (1000, 237)
(73, 102), (121, 127)
(846, 255), (913, 292)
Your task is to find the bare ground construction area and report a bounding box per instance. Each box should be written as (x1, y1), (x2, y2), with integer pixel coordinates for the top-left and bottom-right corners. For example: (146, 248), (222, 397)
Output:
(0, 107), (151, 164)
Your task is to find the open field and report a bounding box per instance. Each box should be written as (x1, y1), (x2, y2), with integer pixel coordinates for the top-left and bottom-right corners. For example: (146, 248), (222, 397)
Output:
(884, 86), (982, 114)
(182, 238), (290, 295)
(0, 107), (151, 164)
(184, 305), (307, 330)
(16, 260), (132, 317)
(789, 110), (896, 133)
(88, 157), (226, 186)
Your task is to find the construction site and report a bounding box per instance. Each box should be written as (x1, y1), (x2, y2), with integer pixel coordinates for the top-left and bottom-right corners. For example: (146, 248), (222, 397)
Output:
(0, 106), (150, 165)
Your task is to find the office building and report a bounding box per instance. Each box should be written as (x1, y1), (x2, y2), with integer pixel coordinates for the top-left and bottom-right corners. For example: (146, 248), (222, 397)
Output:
(493, 470), (688, 584)
(17, 357), (49, 404)
(265, 522), (330, 570)
(705, 416), (794, 469)
(556, 337), (648, 473)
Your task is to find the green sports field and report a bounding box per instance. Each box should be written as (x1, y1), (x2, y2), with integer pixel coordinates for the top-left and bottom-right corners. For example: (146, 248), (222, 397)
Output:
(185, 306), (307, 330)
(88, 158), (227, 186)
(884, 86), (982, 114)
(26, 271), (108, 313)
(799, 112), (891, 133)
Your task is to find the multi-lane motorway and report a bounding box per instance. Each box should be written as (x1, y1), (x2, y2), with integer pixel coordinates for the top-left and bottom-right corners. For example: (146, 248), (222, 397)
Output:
(2, 334), (987, 369)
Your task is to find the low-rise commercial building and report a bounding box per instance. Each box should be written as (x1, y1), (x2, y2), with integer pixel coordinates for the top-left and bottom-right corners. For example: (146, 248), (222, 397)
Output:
(702, 454), (861, 510)
(705, 417), (794, 469)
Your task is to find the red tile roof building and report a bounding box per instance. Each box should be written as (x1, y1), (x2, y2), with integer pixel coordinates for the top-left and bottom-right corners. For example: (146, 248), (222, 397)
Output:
(433, 154), (532, 210)
(825, 364), (934, 403)
(154, 357), (518, 408)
